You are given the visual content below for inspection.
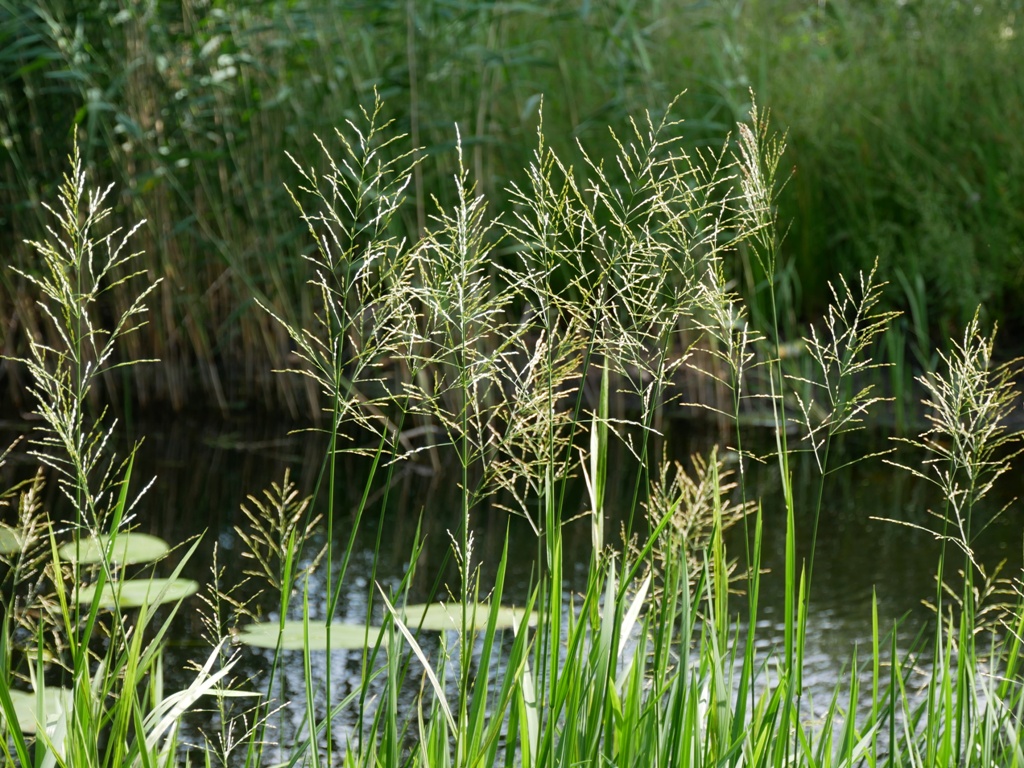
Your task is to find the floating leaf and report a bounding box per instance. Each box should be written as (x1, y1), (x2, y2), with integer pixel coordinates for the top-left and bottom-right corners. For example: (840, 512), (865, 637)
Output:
(237, 621), (389, 651)
(74, 577), (199, 608)
(2, 687), (74, 734)
(59, 533), (169, 565)
(400, 602), (537, 632)
(7, 642), (57, 663)
(0, 525), (22, 555)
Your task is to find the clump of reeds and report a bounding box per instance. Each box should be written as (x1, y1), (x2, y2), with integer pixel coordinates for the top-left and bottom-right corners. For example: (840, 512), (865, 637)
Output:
(207, 89), (1024, 768)
(0, 142), (233, 766)
(864, 315), (1024, 768)
(4, 90), (1023, 768)
(6, 1), (1024, 417)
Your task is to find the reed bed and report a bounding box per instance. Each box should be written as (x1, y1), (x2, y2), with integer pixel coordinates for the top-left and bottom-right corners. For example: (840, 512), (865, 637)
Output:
(3, 0), (1023, 413)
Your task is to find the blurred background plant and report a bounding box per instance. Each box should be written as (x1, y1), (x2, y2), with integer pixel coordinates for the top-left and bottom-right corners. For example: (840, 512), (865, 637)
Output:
(2, 0), (1022, 419)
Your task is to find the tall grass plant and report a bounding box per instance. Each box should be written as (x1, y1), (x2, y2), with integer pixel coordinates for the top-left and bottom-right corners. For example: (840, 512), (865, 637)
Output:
(2, 93), (1023, 768)
(0, 141), (235, 767)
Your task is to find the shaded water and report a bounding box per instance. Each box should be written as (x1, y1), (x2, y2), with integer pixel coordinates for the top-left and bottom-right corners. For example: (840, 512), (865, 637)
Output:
(2, 413), (1021, 754)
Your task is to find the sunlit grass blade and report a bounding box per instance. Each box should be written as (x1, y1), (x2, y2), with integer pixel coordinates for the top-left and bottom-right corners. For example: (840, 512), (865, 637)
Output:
(379, 590), (457, 735)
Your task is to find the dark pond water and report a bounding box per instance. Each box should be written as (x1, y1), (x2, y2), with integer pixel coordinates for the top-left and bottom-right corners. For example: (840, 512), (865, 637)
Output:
(2, 412), (1021, 756)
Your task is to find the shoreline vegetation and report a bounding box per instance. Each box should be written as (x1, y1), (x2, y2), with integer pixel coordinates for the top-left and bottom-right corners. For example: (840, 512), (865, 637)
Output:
(3, 0), (1024, 417)
(2, 83), (1023, 767)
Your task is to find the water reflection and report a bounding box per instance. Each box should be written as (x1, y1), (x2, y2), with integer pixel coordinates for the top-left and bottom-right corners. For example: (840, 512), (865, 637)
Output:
(2, 413), (1021, 755)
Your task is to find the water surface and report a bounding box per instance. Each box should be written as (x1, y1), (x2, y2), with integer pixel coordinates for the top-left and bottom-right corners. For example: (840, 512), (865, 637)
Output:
(2, 413), (1020, 755)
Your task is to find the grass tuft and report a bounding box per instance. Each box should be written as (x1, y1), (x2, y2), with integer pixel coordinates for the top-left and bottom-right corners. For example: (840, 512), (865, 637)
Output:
(1, 93), (1022, 768)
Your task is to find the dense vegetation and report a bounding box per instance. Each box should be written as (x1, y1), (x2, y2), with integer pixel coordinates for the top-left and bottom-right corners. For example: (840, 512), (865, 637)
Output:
(3, 0), (1023, 413)
(1, 80), (1022, 766)
(3, 3), (1024, 760)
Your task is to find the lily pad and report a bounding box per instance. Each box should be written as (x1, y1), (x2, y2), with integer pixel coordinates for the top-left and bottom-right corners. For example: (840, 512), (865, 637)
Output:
(74, 577), (199, 608)
(400, 602), (537, 632)
(237, 621), (389, 651)
(2, 687), (74, 734)
(0, 524), (22, 555)
(59, 533), (169, 565)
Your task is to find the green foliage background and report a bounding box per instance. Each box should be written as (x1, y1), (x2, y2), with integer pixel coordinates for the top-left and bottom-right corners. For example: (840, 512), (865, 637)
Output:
(2, 0), (1022, 413)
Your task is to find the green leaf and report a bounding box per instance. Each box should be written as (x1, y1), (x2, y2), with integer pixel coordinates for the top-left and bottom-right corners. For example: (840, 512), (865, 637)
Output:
(73, 577), (199, 608)
(0, 688), (74, 735)
(237, 621), (389, 651)
(400, 602), (537, 632)
(59, 533), (169, 565)
(0, 524), (22, 554)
